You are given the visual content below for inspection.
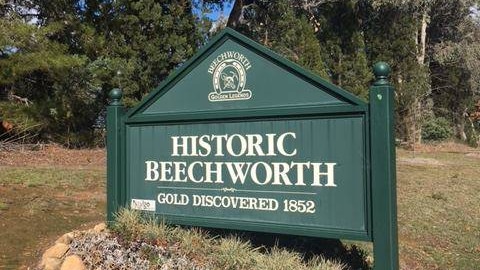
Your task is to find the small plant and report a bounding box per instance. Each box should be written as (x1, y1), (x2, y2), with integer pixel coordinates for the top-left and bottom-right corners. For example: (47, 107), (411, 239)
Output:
(256, 246), (304, 270)
(214, 236), (258, 269)
(307, 256), (347, 270)
(431, 192), (448, 201)
(111, 208), (144, 241)
(175, 227), (211, 257)
(0, 201), (8, 211)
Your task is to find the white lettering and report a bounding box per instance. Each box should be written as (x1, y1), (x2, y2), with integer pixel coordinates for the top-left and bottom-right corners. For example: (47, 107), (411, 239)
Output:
(225, 162), (252, 184)
(272, 162), (293, 185)
(312, 163), (337, 187)
(145, 161), (159, 181)
(246, 134), (265, 156)
(226, 134), (247, 157)
(198, 135), (211, 156)
(291, 162), (310, 186)
(187, 161), (204, 183)
(146, 132), (339, 188)
(251, 162), (272, 185)
(277, 132), (297, 157)
(171, 136), (188, 156)
(159, 162), (173, 181)
(205, 162), (224, 183)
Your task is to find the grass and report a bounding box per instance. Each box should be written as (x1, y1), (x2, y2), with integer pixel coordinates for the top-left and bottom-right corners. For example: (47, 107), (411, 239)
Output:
(396, 149), (480, 270)
(0, 166), (106, 269)
(0, 167), (104, 188)
(112, 209), (349, 270)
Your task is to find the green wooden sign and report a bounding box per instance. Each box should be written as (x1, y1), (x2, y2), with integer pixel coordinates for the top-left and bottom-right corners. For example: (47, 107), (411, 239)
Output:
(107, 28), (398, 269)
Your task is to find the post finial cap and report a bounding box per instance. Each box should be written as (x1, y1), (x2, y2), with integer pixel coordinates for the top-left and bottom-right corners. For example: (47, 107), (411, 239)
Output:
(373, 62), (391, 86)
(373, 62), (391, 79)
(109, 88), (123, 105)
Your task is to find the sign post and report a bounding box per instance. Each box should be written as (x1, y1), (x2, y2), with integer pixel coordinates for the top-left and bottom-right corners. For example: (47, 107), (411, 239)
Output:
(106, 88), (125, 222)
(370, 63), (399, 269)
(106, 28), (399, 269)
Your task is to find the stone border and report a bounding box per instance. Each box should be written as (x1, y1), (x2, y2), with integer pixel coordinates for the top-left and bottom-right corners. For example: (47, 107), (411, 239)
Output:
(38, 223), (107, 270)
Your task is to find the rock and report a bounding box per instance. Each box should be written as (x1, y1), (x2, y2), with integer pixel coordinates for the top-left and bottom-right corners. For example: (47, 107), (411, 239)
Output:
(93, 222), (106, 233)
(42, 257), (62, 270)
(42, 243), (69, 259)
(55, 232), (75, 245)
(60, 255), (86, 270)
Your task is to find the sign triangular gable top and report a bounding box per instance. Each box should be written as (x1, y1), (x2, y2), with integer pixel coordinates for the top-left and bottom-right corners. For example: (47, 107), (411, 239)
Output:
(127, 28), (366, 120)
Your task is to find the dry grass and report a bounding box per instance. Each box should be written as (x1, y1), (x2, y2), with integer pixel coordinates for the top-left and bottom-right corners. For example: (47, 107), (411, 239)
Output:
(0, 166), (106, 269)
(397, 147), (480, 270)
(112, 208), (350, 270)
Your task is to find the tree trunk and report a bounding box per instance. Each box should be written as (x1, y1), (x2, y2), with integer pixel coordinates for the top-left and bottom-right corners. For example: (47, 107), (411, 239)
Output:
(457, 123), (467, 141)
(414, 97), (422, 144)
(227, 0), (255, 28)
(412, 11), (428, 145)
(456, 109), (468, 141)
(417, 11), (428, 65)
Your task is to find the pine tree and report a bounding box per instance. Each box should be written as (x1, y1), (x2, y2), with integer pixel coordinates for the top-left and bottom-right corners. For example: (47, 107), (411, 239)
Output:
(1, 0), (210, 146)
(99, 0), (205, 106)
(228, 0), (329, 79)
(364, 2), (431, 144)
(314, 0), (372, 99)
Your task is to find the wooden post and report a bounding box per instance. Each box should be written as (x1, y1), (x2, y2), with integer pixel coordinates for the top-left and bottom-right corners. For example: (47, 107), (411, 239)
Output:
(370, 62), (399, 270)
(106, 88), (125, 224)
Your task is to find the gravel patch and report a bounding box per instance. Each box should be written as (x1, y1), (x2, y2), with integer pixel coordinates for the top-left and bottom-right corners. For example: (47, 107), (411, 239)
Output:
(68, 231), (205, 270)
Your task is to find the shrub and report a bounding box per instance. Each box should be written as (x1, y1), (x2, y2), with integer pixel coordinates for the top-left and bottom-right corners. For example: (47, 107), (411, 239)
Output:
(422, 116), (453, 142)
(0, 101), (43, 143)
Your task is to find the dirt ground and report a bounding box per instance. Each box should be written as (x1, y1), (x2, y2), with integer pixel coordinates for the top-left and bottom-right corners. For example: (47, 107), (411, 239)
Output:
(0, 144), (106, 167)
(0, 145), (106, 269)
(403, 141), (480, 154)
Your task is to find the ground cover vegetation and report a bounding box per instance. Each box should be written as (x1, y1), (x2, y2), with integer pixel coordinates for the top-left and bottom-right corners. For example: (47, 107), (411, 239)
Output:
(0, 145), (479, 269)
(90, 208), (351, 269)
(1, 0), (480, 147)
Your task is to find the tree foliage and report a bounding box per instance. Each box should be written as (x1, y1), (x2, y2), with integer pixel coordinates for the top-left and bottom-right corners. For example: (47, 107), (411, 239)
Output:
(1, 0), (211, 146)
(314, 0), (372, 99)
(1, 0), (479, 147)
(228, 0), (329, 78)
(225, 0), (480, 145)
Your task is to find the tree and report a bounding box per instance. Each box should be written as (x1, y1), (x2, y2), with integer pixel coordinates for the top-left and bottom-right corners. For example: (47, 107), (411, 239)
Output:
(364, 2), (431, 145)
(0, 5), (93, 145)
(104, 0), (206, 106)
(369, 0), (480, 144)
(227, 0), (329, 79)
(428, 0), (480, 142)
(313, 0), (372, 99)
(2, 0), (480, 147)
(1, 0), (212, 146)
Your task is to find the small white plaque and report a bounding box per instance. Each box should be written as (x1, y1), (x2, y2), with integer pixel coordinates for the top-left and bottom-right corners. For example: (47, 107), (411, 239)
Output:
(131, 199), (156, 211)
